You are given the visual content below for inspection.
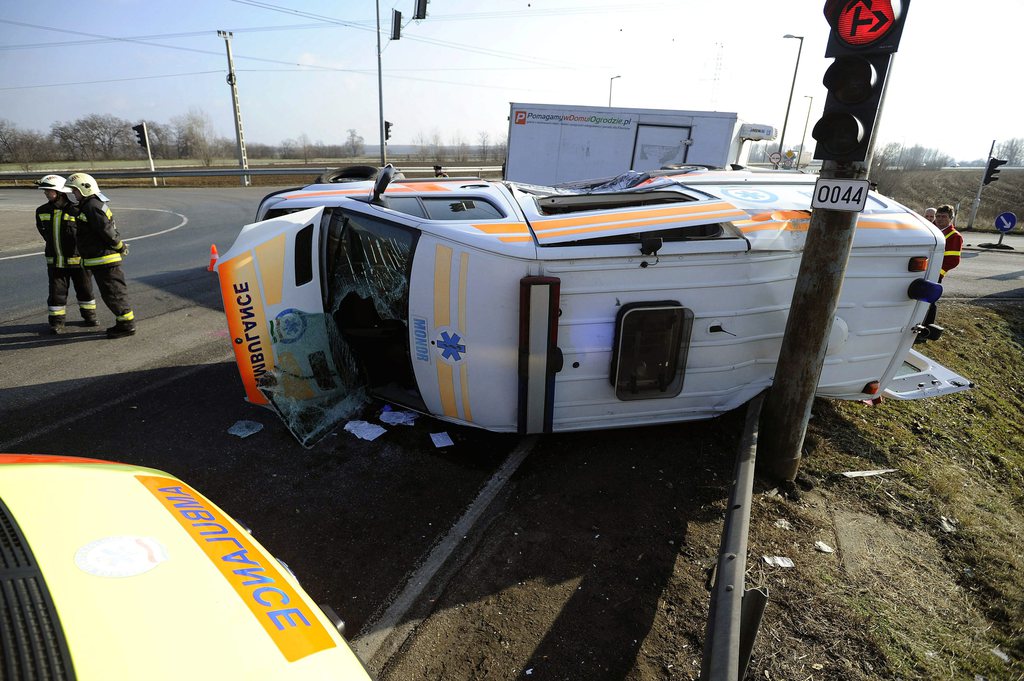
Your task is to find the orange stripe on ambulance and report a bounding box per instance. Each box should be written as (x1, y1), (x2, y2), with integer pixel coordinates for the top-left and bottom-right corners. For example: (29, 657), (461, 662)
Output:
(138, 475), (336, 661)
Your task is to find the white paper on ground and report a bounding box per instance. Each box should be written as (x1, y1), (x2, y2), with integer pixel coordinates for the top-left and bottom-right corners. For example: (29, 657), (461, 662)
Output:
(227, 420), (263, 438)
(344, 420), (387, 441)
(430, 432), (454, 448)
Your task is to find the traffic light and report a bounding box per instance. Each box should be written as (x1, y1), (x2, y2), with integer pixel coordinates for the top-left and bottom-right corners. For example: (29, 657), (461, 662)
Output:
(984, 157), (1007, 185)
(384, 121), (393, 141)
(391, 9), (401, 40)
(132, 123), (148, 150)
(413, 0), (427, 20)
(812, 0), (910, 162)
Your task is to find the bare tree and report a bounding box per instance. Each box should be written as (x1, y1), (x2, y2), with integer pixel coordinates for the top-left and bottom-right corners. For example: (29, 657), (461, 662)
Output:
(492, 137), (507, 167)
(413, 131), (429, 161)
(141, 120), (174, 160)
(280, 138), (298, 159)
(0, 119), (19, 164)
(450, 132), (469, 162)
(429, 129), (444, 162)
(344, 129), (364, 157)
(297, 133), (313, 163)
(477, 131), (490, 162)
(997, 138), (1024, 166)
(172, 109), (218, 166)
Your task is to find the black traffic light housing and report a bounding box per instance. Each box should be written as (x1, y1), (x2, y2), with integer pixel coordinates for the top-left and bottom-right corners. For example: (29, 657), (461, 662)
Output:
(813, 0), (910, 162)
(384, 121), (393, 141)
(132, 123), (148, 150)
(413, 0), (427, 20)
(983, 157), (1007, 185)
(812, 52), (891, 162)
(391, 9), (402, 40)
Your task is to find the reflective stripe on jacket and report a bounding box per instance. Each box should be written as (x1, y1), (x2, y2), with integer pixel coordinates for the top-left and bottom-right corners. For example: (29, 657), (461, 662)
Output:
(940, 225), (963, 279)
(35, 201), (81, 268)
(74, 195), (124, 267)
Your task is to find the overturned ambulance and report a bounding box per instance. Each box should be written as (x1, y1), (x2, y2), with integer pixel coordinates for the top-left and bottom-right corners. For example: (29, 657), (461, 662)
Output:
(215, 166), (970, 446)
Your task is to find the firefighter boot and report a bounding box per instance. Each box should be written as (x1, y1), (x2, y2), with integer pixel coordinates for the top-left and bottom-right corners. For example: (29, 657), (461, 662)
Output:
(82, 309), (99, 327)
(106, 319), (137, 339)
(48, 317), (66, 335)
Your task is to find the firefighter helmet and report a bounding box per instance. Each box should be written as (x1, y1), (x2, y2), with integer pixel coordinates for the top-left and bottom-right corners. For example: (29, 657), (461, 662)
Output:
(35, 174), (72, 194)
(66, 172), (100, 197)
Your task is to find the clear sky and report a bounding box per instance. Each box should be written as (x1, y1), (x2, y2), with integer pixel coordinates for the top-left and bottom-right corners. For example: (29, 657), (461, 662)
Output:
(1, 0), (1020, 162)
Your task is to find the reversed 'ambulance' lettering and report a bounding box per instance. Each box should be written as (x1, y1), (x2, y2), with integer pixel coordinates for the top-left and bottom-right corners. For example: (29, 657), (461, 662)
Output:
(135, 476), (336, 661)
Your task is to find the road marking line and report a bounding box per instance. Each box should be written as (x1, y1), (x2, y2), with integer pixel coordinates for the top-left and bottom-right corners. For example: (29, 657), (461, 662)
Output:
(350, 435), (537, 671)
(0, 208), (188, 261)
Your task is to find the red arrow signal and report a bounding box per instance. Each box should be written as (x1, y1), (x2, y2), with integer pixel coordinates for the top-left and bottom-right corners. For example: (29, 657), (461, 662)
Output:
(837, 0), (896, 46)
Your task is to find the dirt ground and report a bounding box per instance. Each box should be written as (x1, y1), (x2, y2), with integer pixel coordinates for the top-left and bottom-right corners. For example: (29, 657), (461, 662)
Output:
(371, 302), (1023, 681)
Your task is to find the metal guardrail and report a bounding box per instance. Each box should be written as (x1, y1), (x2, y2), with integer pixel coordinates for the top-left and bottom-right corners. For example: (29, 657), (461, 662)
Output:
(700, 391), (769, 680)
(0, 166), (504, 182)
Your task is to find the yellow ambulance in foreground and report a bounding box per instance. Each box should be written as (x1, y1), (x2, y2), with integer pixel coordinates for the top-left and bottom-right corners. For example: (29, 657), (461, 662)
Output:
(0, 453), (371, 680)
(215, 166), (971, 445)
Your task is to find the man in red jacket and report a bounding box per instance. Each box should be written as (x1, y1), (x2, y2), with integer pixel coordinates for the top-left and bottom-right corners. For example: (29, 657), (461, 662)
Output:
(933, 204), (962, 282)
(920, 204), (963, 338)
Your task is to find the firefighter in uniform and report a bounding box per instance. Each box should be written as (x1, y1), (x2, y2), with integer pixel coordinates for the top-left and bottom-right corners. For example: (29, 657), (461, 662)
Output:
(921, 204), (963, 335)
(64, 173), (137, 338)
(34, 174), (97, 333)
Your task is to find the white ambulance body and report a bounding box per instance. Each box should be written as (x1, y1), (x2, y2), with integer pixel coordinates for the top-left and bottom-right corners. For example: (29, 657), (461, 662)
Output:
(215, 167), (970, 446)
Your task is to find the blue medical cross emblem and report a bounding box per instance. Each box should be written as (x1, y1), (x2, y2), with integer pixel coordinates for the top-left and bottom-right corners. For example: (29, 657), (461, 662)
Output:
(437, 330), (466, 361)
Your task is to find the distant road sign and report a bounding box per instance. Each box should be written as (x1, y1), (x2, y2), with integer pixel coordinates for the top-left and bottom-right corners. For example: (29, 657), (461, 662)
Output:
(769, 152), (782, 164)
(995, 212), (1017, 233)
(811, 178), (870, 212)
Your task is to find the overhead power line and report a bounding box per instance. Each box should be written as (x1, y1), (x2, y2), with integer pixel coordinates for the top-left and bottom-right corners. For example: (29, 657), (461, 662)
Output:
(0, 71), (224, 91)
(0, 21), (348, 51)
(227, 0), (575, 68)
(0, 18), (361, 73)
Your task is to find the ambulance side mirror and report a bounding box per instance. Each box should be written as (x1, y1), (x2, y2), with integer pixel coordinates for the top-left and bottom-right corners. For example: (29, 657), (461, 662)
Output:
(370, 164), (397, 205)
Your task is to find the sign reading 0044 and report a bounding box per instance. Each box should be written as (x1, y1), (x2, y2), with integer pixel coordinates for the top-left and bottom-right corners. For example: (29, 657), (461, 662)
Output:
(810, 178), (870, 212)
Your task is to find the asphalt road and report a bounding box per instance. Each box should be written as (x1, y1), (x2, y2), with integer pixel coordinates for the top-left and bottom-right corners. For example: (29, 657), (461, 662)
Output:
(0, 185), (526, 647)
(2, 187), (1022, 677)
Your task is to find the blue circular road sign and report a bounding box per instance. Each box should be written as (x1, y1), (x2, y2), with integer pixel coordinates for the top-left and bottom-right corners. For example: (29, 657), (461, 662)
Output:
(995, 212), (1018, 233)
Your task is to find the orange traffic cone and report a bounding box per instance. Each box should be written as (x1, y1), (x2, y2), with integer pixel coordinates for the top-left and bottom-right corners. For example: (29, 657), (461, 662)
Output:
(207, 244), (219, 271)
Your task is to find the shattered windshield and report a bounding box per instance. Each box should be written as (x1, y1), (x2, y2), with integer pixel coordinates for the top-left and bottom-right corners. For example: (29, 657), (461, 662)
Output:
(261, 208), (423, 447)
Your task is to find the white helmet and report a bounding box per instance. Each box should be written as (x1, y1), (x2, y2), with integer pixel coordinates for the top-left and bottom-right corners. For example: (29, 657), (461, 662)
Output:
(36, 174), (72, 194)
(66, 172), (100, 197)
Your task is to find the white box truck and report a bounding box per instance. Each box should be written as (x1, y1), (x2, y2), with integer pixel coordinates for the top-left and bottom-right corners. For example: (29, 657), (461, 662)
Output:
(505, 102), (775, 185)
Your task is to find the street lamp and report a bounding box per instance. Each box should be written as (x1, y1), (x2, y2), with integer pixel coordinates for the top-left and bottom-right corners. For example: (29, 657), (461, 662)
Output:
(798, 95), (813, 169)
(778, 34), (804, 158)
(608, 75), (621, 107)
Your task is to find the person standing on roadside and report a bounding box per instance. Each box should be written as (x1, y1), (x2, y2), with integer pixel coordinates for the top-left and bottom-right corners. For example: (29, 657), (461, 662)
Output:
(933, 204), (962, 282)
(923, 206), (936, 223)
(34, 174), (98, 334)
(920, 204), (963, 337)
(65, 173), (137, 338)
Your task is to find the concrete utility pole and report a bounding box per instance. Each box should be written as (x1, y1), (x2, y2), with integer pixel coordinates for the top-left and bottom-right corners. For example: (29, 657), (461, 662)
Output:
(758, 161), (865, 480)
(759, 0), (911, 481)
(218, 30), (250, 187)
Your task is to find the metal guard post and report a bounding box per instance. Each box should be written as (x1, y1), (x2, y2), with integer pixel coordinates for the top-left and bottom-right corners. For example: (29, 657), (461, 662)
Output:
(700, 391), (768, 680)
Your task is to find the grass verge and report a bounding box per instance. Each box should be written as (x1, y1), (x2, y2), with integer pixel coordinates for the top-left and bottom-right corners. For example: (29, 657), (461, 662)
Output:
(746, 301), (1023, 679)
